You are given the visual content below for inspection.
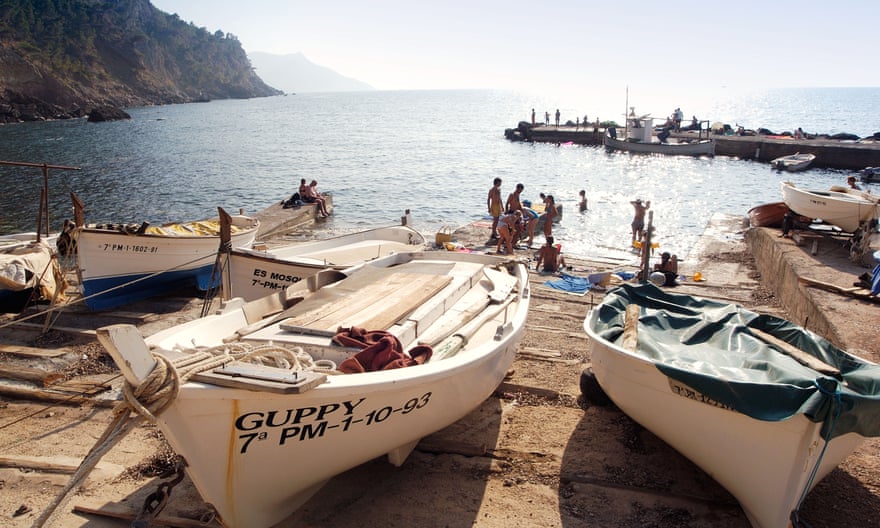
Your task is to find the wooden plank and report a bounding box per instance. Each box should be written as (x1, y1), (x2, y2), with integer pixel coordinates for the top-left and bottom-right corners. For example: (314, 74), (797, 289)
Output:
(749, 327), (842, 378)
(0, 343), (69, 358)
(281, 273), (451, 332)
(73, 501), (223, 528)
(0, 455), (124, 477)
(0, 365), (65, 386)
(0, 383), (116, 407)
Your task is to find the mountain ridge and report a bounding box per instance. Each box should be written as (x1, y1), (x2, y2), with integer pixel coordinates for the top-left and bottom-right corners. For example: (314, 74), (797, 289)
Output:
(248, 52), (373, 94)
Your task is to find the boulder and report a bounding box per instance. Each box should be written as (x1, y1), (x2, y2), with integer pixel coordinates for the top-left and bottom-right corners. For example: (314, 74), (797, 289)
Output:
(87, 106), (131, 122)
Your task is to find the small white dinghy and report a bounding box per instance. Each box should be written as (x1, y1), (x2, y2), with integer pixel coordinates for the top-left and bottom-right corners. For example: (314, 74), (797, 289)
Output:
(97, 250), (529, 528)
(770, 152), (815, 172)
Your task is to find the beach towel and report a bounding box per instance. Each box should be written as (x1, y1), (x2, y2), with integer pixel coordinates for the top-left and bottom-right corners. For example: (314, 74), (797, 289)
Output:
(544, 273), (591, 295)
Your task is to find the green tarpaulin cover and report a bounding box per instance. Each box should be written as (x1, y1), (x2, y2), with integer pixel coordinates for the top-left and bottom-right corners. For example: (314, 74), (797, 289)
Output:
(591, 283), (880, 439)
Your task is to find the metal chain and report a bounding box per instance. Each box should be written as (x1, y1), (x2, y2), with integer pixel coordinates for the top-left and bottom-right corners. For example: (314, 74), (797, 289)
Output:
(131, 456), (187, 528)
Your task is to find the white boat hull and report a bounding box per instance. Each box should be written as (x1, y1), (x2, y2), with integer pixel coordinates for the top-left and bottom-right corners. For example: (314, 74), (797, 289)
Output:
(771, 153), (815, 172)
(585, 307), (864, 528)
(604, 131), (715, 156)
(76, 215), (259, 310)
(226, 225), (426, 301)
(780, 181), (880, 233)
(101, 251), (529, 528)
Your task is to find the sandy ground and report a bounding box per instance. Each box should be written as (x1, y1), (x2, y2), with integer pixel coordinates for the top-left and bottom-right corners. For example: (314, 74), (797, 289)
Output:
(1, 215), (879, 528)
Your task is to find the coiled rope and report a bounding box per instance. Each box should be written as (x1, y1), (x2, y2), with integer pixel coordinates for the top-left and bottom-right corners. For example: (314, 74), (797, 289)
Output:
(32, 341), (334, 527)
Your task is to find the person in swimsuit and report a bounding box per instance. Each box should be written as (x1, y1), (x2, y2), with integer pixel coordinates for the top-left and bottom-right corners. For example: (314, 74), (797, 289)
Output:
(496, 210), (522, 255)
(305, 180), (330, 217)
(487, 177), (503, 239)
(542, 194), (557, 238)
(630, 198), (650, 243)
(505, 183), (526, 241)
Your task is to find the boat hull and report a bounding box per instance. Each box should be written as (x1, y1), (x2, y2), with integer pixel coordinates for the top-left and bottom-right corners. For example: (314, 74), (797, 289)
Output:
(0, 237), (62, 313)
(604, 131), (715, 156)
(780, 181), (880, 232)
(583, 285), (878, 528)
(114, 251), (529, 528)
(226, 225), (426, 301)
(771, 153), (815, 172)
(76, 215), (258, 310)
(747, 202), (789, 228)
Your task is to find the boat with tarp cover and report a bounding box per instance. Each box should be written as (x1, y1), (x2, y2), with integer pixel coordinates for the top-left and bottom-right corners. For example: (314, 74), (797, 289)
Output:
(96, 250), (529, 528)
(584, 283), (880, 528)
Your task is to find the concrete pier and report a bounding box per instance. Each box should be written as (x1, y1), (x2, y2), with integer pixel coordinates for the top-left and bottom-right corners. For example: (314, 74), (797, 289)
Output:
(506, 124), (880, 170)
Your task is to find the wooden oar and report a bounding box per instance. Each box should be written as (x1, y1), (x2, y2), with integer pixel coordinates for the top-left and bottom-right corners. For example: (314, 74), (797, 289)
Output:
(431, 291), (517, 361)
(419, 266), (518, 348)
(748, 327), (842, 380)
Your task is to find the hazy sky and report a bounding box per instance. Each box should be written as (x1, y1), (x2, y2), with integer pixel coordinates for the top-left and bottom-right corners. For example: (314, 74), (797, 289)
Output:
(151, 0), (878, 96)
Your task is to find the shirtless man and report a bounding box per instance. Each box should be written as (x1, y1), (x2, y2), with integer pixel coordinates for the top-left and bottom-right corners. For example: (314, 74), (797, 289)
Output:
(630, 198), (650, 243)
(505, 183), (526, 241)
(487, 177), (503, 239)
(535, 236), (566, 272)
(305, 180), (330, 217)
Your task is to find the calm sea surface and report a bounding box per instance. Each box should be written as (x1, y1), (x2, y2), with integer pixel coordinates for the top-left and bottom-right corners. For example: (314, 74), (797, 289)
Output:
(1, 87), (878, 261)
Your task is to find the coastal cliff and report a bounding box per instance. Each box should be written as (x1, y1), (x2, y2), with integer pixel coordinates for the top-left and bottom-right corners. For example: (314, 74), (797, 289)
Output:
(0, 0), (281, 123)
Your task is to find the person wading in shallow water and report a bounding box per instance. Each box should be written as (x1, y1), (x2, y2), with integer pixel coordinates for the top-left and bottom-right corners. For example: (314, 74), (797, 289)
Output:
(630, 198), (650, 243)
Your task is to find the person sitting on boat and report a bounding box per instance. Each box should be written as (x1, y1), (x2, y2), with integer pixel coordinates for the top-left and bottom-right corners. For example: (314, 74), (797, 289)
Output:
(653, 252), (679, 286)
(535, 236), (566, 273)
(658, 125), (672, 143)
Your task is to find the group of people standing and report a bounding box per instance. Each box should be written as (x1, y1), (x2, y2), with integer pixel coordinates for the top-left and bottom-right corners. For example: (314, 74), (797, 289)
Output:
(487, 178), (562, 270)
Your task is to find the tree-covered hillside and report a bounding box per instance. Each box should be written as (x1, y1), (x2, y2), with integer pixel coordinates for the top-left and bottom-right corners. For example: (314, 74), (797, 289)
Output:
(0, 0), (280, 122)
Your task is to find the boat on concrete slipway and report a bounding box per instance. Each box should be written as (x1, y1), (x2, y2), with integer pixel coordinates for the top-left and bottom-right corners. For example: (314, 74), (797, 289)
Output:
(780, 181), (880, 233)
(95, 250), (530, 528)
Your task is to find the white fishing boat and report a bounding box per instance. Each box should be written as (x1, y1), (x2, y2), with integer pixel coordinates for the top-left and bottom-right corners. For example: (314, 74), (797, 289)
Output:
(780, 181), (880, 233)
(604, 128), (715, 156)
(771, 152), (815, 172)
(224, 225), (427, 301)
(0, 234), (63, 313)
(73, 206), (259, 310)
(97, 250), (529, 528)
(583, 284), (880, 528)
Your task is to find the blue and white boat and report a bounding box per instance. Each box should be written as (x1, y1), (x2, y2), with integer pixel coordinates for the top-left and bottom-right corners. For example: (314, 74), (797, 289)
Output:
(74, 209), (259, 310)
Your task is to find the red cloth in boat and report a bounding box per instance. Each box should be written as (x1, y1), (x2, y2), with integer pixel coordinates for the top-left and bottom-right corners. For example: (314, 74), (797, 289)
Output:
(334, 327), (433, 374)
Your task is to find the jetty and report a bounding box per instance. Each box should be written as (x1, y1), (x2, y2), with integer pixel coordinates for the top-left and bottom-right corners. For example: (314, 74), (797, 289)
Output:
(0, 207), (878, 526)
(505, 123), (880, 170)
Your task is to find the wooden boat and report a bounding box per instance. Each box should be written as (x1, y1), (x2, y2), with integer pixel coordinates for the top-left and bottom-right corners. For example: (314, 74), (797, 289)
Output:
(771, 152), (815, 172)
(224, 225), (427, 301)
(74, 207), (259, 310)
(97, 250), (530, 528)
(604, 129), (715, 156)
(0, 234), (63, 313)
(583, 283), (880, 528)
(747, 202), (790, 228)
(780, 181), (880, 233)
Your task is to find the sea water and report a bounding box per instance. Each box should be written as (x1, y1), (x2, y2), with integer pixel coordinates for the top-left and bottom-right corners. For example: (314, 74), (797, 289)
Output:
(0, 87), (878, 260)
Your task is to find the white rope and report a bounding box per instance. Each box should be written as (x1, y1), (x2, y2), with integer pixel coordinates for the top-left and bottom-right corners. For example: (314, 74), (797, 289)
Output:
(32, 341), (334, 527)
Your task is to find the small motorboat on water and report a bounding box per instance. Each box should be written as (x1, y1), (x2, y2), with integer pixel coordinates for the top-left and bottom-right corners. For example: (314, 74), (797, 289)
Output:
(223, 224), (427, 301)
(780, 181), (880, 233)
(96, 250), (530, 528)
(603, 129), (715, 156)
(583, 283), (880, 528)
(770, 152), (815, 172)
